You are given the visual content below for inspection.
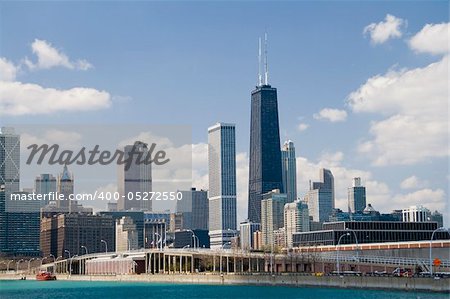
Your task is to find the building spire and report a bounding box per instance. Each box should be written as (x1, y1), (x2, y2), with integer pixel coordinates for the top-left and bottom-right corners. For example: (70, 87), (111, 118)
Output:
(264, 32), (269, 85)
(258, 37), (262, 86)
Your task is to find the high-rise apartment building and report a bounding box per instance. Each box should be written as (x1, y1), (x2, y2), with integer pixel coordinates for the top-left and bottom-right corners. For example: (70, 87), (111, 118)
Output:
(284, 200), (309, 248)
(261, 189), (287, 247)
(208, 123), (237, 248)
(281, 140), (297, 203)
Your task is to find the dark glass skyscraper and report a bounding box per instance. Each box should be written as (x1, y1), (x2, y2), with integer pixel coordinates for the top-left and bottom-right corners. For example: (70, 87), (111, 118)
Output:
(248, 84), (284, 223)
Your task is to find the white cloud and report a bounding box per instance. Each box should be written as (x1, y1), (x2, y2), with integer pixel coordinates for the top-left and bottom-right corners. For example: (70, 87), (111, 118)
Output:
(296, 152), (447, 223)
(364, 14), (406, 44)
(400, 175), (428, 190)
(0, 81), (111, 116)
(313, 108), (347, 122)
(296, 152), (389, 212)
(297, 123), (309, 132)
(409, 23), (449, 55)
(24, 39), (92, 71)
(21, 130), (83, 152)
(0, 58), (18, 81)
(392, 188), (445, 213)
(348, 55), (448, 166)
(189, 145), (448, 225)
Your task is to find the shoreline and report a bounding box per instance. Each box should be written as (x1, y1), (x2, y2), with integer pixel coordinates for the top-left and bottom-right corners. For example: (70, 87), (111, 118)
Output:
(1, 273), (449, 293)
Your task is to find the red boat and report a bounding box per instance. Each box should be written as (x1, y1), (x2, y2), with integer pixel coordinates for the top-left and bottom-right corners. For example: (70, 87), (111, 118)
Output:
(36, 271), (57, 281)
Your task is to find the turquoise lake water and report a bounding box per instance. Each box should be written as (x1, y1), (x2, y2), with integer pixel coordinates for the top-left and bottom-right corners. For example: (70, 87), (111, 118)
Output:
(0, 280), (447, 299)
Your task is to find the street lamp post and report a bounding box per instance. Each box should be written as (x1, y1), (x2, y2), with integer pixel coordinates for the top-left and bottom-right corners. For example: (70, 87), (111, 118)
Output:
(345, 228), (360, 260)
(41, 256), (51, 267)
(101, 239), (108, 253)
(64, 249), (71, 259)
(28, 258), (35, 274)
(69, 255), (78, 275)
(220, 242), (231, 274)
(336, 233), (350, 275)
(7, 259), (14, 271)
(81, 245), (88, 255)
(55, 256), (62, 274)
(186, 229), (198, 249)
(16, 259), (24, 273)
(429, 227), (450, 276)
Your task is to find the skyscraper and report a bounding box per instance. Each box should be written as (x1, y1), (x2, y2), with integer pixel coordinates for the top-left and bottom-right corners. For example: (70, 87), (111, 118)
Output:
(118, 141), (152, 211)
(35, 174), (57, 207)
(248, 35), (283, 223)
(284, 200), (309, 248)
(0, 128), (40, 256)
(312, 168), (335, 208)
(57, 165), (73, 211)
(260, 189), (287, 247)
(208, 123), (237, 248)
(177, 187), (209, 230)
(0, 127), (20, 201)
(281, 140), (297, 203)
(0, 127), (20, 254)
(347, 177), (366, 214)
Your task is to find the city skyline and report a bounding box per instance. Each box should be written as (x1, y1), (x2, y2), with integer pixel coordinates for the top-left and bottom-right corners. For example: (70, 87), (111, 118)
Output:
(0, 2), (448, 226)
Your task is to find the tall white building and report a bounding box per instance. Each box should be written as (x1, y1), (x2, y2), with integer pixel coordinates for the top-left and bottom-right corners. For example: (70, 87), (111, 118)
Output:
(118, 141), (152, 211)
(116, 216), (138, 251)
(261, 189), (287, 247)
(284, 200), (309, 248)
(208, 123), (237, 248)
(402, 205), (431, 222)
(281, 140), (297, 203)
(239, 220), (260, 251)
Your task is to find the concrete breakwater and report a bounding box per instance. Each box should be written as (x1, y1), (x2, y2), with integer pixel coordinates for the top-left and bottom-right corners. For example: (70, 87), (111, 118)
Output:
(1, 273), (449, 293)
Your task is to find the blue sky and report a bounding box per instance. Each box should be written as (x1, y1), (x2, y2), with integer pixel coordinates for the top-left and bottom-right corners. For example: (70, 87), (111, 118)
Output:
(0, 1), (448, 224)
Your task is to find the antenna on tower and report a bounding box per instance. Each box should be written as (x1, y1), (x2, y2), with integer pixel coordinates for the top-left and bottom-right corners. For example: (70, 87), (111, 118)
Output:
(264, 32), (269, 85)
(258, 37), (262, 86)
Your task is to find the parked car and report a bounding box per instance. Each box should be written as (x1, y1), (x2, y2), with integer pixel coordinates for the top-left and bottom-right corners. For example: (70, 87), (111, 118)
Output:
(392, 268), (413, 277)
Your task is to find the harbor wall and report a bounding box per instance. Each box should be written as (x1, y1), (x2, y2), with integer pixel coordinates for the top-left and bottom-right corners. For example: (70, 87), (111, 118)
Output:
(1, 273), (448, 293)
